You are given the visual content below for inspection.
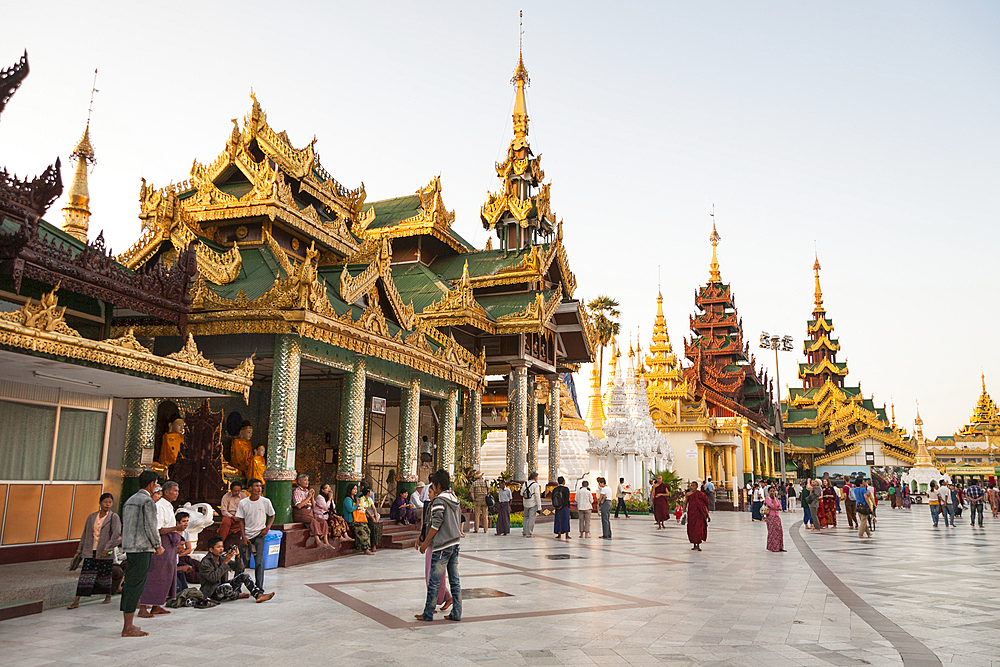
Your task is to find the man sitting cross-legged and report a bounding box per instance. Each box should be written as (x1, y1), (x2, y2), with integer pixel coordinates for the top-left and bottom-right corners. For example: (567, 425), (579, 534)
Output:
(199, 536), (274, 603)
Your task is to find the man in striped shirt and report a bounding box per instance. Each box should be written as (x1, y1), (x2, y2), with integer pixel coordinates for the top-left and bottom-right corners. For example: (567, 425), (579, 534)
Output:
(966, 482), (986, 528)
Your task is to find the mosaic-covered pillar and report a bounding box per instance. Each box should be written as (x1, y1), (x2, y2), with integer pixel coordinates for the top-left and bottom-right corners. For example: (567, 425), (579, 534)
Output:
(547, 374), (561, 484)
(337, 356), (366, 505)
(437, 388), (457, 475)
(465, 388), (482, 470)
(120, 398), (156, 509)
(397, 375), (420, 495)
(526, 380), (538, 476)
(265, 334), (300, 524)
(507, 365), (528, 482)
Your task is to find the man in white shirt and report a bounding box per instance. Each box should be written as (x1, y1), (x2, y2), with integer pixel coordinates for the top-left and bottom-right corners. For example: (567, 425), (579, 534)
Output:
(411, 482), (425, 512)
(235, 479), (276, 599)
(575, 482), (594, 538)
(521, 472), (540, 538)
(704, 477), (716, 512)
(597, 478), (614, 538)
(156, 481), (179, 530)
(937, 481), (954, 527)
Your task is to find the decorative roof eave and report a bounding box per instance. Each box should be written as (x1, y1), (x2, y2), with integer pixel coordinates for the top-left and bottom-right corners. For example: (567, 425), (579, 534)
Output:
(806, 317), (834, 334)
(0, 217), (195, 331)
(337, 237), (414, 330)
(804, 335), (840, 353)
(0, 289), (253, 401)
(814, 444), (861, 467)
(360, 177), (467, 254)
(1, 50), (30, 116)
(798, 358), (849, 379)
(494, 289), (563, 335)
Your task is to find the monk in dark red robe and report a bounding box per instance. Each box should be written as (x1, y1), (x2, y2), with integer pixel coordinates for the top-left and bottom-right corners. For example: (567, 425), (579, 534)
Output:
(652, 476), (670, 529)
(685, 481), (709, 551)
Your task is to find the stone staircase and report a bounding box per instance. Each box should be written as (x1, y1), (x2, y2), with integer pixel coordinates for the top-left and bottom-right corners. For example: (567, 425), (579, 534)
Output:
(380, 521), (421, 550)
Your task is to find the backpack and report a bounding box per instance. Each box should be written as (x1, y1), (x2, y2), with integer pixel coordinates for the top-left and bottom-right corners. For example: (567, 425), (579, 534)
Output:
(485, 494), (495, 510)
(552, 486), (569, 510)
(521, 481), (536, 501)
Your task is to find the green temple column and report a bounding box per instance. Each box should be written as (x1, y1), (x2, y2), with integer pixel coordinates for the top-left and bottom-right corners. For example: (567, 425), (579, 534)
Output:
(397, 374), (420, 496)
(462, 388), (482, 471)
(437, 387), (457, 475)
(121, 398), (156, 509)
(337, 356), (366, 506)
(526, 379), (538, 476)
(507, 364), (528, 482)
(547, 374), (561, 484)
(264, 334), (300, 524)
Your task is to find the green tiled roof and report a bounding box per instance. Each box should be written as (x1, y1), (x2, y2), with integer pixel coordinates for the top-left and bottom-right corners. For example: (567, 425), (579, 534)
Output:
(447, 227), (477, 251)
(799, 361), (848, 373)
(476, 290), (555, 320)
(790, 433), (825, 449)
(786, 408), (817, 422)
(390, 263), (450, 314)
(362, 195), (422, 229)
(431, 245), (547, 281)
(208, 247), (281, 301)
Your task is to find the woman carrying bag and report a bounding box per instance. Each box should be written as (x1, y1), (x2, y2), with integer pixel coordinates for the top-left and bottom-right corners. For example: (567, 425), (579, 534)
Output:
(342, 483), (373, 555)
(68, 493), (122, 609)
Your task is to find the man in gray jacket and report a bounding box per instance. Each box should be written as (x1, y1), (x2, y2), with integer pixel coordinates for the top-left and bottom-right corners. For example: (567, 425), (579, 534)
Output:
(416, 469), (462, 622)
(120, 471), (163, 637)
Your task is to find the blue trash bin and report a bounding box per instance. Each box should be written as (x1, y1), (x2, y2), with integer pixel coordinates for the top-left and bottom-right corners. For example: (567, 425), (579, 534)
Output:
(249, 529), (283, 570)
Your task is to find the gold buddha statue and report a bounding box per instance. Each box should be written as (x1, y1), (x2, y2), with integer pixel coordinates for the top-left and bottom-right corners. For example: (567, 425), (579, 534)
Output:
(230, 421), (254, 480)
(160, 418), (185, 467)
(248, 445), (267, 484)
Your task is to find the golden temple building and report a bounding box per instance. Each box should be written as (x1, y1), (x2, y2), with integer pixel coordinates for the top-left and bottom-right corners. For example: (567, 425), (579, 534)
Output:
(916, 375), (1000, 481)
(783, 256), (914, 478)
(601, 223), (779, 509)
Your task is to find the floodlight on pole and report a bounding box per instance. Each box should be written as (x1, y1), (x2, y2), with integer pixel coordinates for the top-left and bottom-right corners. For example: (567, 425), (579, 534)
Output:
(760, 331), (793, 484)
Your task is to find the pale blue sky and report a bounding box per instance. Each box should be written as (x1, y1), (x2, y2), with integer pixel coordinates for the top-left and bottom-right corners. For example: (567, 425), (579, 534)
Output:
(2, 2), (997, 437)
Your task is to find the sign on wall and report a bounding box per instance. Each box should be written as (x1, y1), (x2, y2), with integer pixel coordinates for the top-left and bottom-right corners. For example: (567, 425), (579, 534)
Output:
(686, 448), (697, 459)
(371, 396), (386, 414)
(865, 452), (875, 465)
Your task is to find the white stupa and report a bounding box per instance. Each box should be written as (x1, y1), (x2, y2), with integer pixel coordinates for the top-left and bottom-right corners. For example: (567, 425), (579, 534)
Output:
(901, 407), (950, 493)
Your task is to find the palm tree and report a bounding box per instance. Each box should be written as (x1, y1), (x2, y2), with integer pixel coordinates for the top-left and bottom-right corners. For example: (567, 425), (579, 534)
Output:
(587, 295), (621, 387)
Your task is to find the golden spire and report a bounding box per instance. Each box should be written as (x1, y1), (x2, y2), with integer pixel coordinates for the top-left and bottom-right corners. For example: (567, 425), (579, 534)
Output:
(62, 69), (98, 244)
(62, 125), (95, 243)
(510, 11), (530, 151)
(604, 334), (619, 410)
(585, 360), (606, 439)
(708, 221), (722, 284)
(891, 401), (897, 428)
(913, 401), (935, 467)
(812, 253), (825, 314)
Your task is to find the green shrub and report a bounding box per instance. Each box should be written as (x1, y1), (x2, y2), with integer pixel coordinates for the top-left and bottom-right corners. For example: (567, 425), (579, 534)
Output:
(510, 512), (523, 527)
(624, 498), (649, 513)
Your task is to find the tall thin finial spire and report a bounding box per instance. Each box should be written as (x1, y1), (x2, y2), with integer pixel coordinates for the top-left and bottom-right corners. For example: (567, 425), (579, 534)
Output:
(511, 10), (530, 148)
(86, 68), (99, 127)
(708, 205), (722, 283)
(813, 252), (824, 314)
(63, 70), (98, 243)
(519, 9), (524, 57)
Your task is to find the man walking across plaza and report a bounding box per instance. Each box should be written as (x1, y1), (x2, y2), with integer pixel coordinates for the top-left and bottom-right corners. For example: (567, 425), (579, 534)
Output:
(966, 479), (986, 528)
(120, 470), (163, 638)
(598, 477), (614, 539)
(234, 478), (275, 597)
(417, 469), (462, 622)
(521, 472), (540, 538)
(470, 471), (490, 533)
(842, 480), (857, 530)
(614, 477), (629, 518)
(704, 477), (716, 513)
(853, 480), (875, 539)
(938, 480), (955, 527)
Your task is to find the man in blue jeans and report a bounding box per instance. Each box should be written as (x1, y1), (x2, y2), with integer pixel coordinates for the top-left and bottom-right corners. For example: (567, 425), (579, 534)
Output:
(417, 469), (463, 622)
(966, 481), (985, 527)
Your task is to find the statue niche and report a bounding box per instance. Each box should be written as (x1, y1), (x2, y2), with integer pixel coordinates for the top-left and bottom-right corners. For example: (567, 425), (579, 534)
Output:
(169, 400), (224, 505)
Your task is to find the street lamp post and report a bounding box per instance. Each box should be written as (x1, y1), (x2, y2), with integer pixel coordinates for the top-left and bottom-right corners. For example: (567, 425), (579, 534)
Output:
(760, 332), (794, 484)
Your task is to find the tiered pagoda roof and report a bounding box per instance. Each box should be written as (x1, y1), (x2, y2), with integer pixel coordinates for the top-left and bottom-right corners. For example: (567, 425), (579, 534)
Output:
(682, 224), (772, 427)
(959, 375), (1000, 437)
(783, 256), (913, 466)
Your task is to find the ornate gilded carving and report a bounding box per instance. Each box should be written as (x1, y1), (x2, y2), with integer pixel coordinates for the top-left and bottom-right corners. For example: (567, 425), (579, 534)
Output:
(267, 335), (300, 472)
(1, 285), (79, 336)
(166, 333), (216, 370)
(0, 290), (252, 400)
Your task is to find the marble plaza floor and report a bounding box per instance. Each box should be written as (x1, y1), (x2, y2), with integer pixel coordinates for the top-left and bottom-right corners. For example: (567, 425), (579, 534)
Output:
(2, 506), (998, 667)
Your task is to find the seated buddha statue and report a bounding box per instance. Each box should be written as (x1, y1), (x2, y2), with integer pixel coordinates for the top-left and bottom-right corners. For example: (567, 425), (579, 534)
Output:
(230, 421), (254, 480)
(160, 418), (185, 468)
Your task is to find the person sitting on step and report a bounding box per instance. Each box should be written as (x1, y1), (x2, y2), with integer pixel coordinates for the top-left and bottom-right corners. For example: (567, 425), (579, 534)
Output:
(199, 536), (273, 603)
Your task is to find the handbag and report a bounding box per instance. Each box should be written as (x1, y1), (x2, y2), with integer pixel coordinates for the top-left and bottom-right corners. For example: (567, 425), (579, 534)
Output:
(69, 553), (82, 571)
(761, 505), (771, 517)
(112, 546), (125, 565)
(680, 512), (688, 525)
(352, 507), (368, 523)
